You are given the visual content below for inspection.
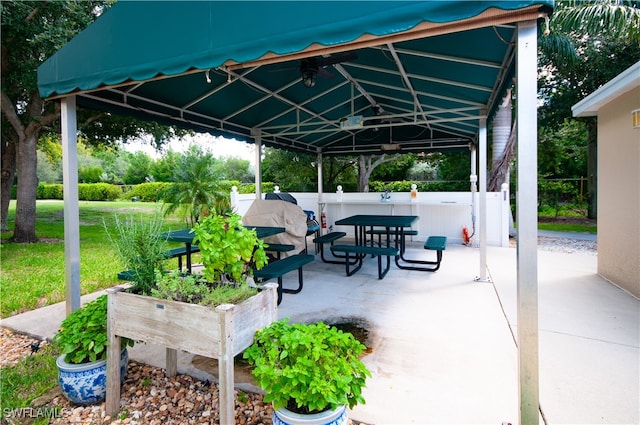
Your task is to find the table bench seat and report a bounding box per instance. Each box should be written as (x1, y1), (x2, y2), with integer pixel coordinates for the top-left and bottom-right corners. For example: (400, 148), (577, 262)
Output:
(264, 243), (296, 259)
(395, 235), (447, 272)
(330, 244), (398, 279)
(425, 236), (447, 251)
(164, 246), (200, 271)
(313, 232), (351, 264)
(253, 254), (314, 304)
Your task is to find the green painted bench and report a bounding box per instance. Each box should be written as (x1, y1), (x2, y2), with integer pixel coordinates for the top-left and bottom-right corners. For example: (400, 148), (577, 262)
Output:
(330, 244), (398, 279)
(313, 232), (354, 264)
(164, 246), (200, 271)
(253, 254), (314, 304)
(395, 235), (447, 272)
(264, 243), (296, 259)
(117, 270), (136, 281)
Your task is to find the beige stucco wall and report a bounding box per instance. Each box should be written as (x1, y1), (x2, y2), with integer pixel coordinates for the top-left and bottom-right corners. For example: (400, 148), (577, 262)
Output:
(597, 87), (640, 298)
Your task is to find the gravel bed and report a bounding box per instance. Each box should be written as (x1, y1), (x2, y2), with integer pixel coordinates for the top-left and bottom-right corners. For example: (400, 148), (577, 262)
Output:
(1, 236), (594, 423)
(1, 328), (363, 424)
(536, 236), (597, 255)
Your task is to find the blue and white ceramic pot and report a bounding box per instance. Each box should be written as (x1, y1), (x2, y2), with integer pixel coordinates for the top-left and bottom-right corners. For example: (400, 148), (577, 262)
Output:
(272, 405), (347, 425)
(56, 349), (129, 405)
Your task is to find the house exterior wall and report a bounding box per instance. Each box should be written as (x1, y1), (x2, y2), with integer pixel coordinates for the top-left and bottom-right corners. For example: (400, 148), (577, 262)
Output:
(597, 87), (640, 297)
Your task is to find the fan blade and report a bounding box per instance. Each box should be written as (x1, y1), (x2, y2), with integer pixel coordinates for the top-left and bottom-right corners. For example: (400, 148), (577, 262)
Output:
(316, 52), (357, 67)
(317, 67), (334, 79)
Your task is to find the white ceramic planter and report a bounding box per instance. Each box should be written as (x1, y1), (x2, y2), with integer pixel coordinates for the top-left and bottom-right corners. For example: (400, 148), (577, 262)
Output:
(272, 405), (347, 425)
(57, 349), (128, 405)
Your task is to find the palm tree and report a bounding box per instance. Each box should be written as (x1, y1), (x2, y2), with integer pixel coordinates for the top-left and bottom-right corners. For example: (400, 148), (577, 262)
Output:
(160, 145), (229, 227)
(489, 0), (640, 217)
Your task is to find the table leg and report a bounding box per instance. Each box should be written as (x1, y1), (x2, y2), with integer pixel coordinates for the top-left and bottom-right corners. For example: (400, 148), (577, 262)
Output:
(185, 243), (192, 273)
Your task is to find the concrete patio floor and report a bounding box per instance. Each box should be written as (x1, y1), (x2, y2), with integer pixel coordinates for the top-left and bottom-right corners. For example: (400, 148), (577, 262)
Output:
(2, 240), (638, 424)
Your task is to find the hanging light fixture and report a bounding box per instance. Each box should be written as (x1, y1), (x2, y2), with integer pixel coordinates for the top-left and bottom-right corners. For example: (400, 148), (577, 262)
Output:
(301, 67), (317, 88)
(300, 59), (318, 88)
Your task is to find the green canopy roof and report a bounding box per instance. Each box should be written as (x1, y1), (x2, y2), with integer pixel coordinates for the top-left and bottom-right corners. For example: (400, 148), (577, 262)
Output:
(38, 0), (553, 155)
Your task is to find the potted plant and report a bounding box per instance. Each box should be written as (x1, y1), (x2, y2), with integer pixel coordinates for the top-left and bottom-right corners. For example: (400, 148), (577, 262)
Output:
(53, 295), (134, 405)
(105, 212), (277, 424)
(243, 318), (372, 425)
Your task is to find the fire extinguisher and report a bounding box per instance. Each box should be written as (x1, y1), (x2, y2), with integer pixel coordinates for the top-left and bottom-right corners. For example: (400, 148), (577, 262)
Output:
(321, 213), (327, 229)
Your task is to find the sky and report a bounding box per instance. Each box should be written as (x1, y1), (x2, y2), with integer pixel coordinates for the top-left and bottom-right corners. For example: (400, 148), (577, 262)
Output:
(123, 133), (256, 165)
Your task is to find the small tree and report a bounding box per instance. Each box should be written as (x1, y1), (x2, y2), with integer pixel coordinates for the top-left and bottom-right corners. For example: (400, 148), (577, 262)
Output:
(160, 145), (228, 226)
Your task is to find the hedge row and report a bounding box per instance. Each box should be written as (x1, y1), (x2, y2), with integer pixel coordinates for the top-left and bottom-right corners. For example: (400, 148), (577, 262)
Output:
(32, 183), (123, 201)
(17, 180), (470, 202)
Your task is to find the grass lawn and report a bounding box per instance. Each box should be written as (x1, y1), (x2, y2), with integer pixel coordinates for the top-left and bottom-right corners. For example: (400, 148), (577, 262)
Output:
(0, 200), (187, 318)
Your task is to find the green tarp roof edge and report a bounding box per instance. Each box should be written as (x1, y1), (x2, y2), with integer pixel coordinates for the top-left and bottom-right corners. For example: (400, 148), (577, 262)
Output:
(37, 0), (553, 99)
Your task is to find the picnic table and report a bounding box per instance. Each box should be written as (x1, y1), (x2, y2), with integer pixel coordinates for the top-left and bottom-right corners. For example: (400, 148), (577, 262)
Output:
(331, 215), (418, 278)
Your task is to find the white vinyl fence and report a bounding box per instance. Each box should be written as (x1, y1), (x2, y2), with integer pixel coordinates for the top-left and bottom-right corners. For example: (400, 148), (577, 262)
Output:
(231, 188), (510, 247)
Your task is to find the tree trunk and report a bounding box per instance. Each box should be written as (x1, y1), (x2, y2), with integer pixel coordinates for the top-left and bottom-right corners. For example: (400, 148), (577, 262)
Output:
(356, 154), (398, 192)
(488, 93), (512, 192)
(13, 131), (39, 242)
(357, 155), (371, 192)
(2, 91), (59, 242)
(1, 138), (17, 231)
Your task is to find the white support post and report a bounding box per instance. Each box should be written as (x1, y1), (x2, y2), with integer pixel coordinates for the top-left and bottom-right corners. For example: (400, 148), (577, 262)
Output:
(316, 150), (323, 198)
(517, 20), (540, 425)
(252, 129), (262, 199)
(477, 117), (489, 282)
(61, 96), (81, 314)
(316, 151), (324, 231)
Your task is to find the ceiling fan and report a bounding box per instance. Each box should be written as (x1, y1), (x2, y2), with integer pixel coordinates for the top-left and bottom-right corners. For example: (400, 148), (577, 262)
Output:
(371, 105), (403, 131)
(298, 52), (357, 87)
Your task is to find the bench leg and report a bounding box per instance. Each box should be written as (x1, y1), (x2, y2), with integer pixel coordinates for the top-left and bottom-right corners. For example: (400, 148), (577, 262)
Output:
(395, 249), (443, 272)
(320, 243), (359, 265)
(377, 254), (392, 279)
(344, 252), (364, 276)
(281, 268), (304, 295)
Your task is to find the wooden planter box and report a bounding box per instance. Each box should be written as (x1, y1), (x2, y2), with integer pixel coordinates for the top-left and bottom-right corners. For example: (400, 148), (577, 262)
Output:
(105, 283), (278, 424)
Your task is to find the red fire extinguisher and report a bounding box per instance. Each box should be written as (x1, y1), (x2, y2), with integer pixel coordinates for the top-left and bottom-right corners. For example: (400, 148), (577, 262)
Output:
(321, 213), (327, 229)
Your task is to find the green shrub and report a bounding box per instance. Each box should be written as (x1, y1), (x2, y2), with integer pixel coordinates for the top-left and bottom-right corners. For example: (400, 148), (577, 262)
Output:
(78, 183), (122, 201)
(127, 182), (171, 202)
(79, 166), (105, 183)
(369, 180), (468, 192)
(37, 183), (64, 199)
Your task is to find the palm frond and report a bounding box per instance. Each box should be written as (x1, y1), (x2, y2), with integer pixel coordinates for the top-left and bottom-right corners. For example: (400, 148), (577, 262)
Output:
(552, 1), (640, 42)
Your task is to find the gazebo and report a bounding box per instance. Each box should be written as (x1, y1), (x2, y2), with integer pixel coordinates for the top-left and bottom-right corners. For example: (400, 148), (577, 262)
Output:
(37, 2), (554, 422)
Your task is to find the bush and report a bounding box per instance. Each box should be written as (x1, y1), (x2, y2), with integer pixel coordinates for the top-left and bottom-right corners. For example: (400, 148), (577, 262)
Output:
(78, 183), (122, 201)
(127, 182), (171, 202)
(37, 183), (64, 199)
(369, 180), (468, 192)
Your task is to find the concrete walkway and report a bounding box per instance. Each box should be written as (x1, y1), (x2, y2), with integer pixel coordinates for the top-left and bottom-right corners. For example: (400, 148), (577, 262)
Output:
(2, 241), (637, 424)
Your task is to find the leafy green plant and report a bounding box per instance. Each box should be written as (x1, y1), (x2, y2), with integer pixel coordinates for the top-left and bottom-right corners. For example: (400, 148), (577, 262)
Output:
(243, 319), (371, 414)
(53, 295), (134, 364)
(192, 214), (268, 284)
(151, 269), (258, 307)
(151, 270), (209, 304)
(104, 211), (168, 295)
